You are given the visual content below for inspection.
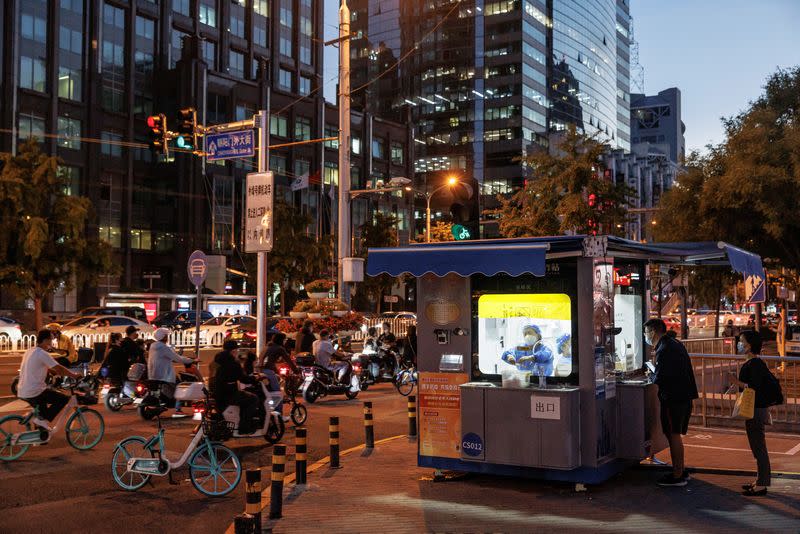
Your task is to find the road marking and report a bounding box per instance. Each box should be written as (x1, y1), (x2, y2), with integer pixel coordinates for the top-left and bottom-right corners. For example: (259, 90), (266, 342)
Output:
(786, 442), (800, 456)
(685, 443), (798, 455)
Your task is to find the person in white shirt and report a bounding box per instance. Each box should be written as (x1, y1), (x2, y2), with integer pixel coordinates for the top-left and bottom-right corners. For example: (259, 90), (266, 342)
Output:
(18, 329), (80, 426)
(312, 329), (349, 383)
(147, 327), (197, 418)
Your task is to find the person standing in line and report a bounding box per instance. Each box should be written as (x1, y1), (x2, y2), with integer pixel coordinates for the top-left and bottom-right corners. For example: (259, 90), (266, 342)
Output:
(729, 330), (777, 496)
(645, 318), (698, 487)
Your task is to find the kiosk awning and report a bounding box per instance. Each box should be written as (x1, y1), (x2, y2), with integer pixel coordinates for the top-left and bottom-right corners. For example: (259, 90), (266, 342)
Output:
(638, 241), (765, 276)
(366, 242), (549, 277)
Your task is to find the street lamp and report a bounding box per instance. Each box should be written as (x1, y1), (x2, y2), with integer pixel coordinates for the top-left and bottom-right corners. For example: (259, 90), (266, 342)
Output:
(426, 177), (458, 243)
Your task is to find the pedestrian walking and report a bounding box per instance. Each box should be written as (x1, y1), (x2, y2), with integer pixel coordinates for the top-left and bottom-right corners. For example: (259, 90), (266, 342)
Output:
(729, 329), (782, 496)
(645, 318), (698, 487)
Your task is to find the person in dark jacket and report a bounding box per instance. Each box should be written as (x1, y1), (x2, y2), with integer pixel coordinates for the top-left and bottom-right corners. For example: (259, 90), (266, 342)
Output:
(104, 333), (128, 385)
(294, 321), (315, 354)
(645, 318), (698, 487)
(729, 330), (772, 495)
(402, 325), (418, 366)
(212, 340), (260, 434)
(120, 325), (145, 366)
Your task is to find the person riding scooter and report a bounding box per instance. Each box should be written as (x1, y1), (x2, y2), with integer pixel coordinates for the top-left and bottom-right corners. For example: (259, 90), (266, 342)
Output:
(212, 340), (261, 435)
(312, 329), (351, 384)
(46, 323), (78, 366)
(147, 328), (197, 418)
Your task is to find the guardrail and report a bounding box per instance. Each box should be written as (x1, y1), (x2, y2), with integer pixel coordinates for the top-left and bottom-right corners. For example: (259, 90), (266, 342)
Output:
(683, 337), (736, 355)
(351, 317), (416, 341)
(690, 353), (800, 433)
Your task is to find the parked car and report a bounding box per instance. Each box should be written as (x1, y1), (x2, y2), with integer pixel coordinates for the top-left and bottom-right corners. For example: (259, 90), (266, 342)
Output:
(201, 315), (255, 346)
(0, 317), (23, 346)
(378, 312), (417, 321)
(61, 315), (154, 337)
(76, 306), (148, 323)
(223, 317), (280, 349)
(152, 310), (214, 330)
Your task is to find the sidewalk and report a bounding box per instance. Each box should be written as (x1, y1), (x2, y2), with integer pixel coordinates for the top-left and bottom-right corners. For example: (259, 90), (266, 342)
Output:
(262, 435), (800, 534)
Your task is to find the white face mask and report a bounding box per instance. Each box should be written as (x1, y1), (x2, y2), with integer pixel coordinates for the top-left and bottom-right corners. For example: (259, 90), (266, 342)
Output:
(524, 335), (537, 346)
(644, 332), (654, 346)
(737, 341), (746, 354)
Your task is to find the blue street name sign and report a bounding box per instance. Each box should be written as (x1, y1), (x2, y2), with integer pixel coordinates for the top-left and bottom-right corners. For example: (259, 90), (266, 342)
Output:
(205, 130), (255, 161)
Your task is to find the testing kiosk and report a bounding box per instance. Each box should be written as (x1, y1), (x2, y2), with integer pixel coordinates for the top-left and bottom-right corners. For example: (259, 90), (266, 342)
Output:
(367, 235), (765, 483)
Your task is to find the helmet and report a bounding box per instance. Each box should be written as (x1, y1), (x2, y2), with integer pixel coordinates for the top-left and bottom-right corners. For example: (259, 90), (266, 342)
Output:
(45, 322), (61, 332)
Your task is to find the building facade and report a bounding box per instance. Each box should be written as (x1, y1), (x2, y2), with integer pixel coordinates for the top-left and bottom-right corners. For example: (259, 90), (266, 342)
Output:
(0, 0), (412, 313)
(630, 87), (685, 164)
(350, 0), (632, 237)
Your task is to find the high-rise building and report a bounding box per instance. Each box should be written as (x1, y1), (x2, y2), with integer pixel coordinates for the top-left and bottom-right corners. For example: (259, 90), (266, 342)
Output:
(350, 0), (633, 236)
(630, 88), (685, 164)
(0, 0), (412, 313)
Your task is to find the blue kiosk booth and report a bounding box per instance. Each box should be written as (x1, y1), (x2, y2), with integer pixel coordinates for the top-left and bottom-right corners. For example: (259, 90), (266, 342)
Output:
(367, 235), (765, 483)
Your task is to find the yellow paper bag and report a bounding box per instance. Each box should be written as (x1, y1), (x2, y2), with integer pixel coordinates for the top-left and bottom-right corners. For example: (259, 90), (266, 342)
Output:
(732, 387), (755, 419)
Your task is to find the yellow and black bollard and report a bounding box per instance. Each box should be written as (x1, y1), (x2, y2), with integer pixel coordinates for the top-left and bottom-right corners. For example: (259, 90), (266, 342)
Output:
(329, 416), (341, 468)
(408, 395), (417, 437)
(269, 445), (286, 520)
(363, 401), (375, 449)
(295, 427), (307, 485)
(244, 468), (261, 528)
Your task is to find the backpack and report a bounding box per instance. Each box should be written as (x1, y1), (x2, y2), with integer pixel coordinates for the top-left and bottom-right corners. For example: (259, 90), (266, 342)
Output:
(758, 359), (784, 406)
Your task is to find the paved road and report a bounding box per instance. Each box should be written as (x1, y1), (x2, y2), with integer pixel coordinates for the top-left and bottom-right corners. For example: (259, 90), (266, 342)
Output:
(0, 367), (409, 534)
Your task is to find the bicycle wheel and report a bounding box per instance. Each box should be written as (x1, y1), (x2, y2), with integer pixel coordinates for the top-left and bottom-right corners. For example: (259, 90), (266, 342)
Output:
(111, 436), (151, 491)
(189, 442), (242, 497)
(0, 415), (30, 461)
(290, 403), (308, 426)
(66, 408), (105, 450)
(395, 371), (414, 396)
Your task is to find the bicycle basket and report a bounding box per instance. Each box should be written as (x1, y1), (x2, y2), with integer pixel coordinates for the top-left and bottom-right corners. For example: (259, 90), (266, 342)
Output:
(76, 392), (98, 405)
(201, 418), (235, 442)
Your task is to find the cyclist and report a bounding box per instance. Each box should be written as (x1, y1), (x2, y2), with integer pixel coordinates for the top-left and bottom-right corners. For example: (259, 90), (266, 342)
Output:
(17, 329), (80, 429)
(46, 323), (77, 366)
(147, 328), (197, 418)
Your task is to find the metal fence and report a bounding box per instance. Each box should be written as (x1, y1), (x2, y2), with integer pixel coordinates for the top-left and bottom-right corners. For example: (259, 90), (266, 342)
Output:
(690, 353), (800, 433)
(683, 337), (736, 355)
(351, 317), (416, 341)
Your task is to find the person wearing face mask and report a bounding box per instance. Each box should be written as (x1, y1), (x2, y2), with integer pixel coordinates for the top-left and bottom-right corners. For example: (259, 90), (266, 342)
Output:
(728, 330), (781, 496)
(501, 325), (554, 376)
(644, 318), (698, 487)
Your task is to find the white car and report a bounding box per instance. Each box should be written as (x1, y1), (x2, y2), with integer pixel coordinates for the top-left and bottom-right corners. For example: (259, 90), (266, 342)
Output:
(200, 315), (255, 346)
(0, 317), (23, 347)
(61, 315), (155, 339)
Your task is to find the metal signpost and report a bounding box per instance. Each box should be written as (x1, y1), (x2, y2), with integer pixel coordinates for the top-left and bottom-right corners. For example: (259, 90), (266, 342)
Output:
(187, 250), (208, 358)
(205, 130), (255, 161)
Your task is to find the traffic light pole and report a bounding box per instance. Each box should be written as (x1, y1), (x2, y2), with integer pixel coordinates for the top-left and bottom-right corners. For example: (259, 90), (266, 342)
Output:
(256, 105), (269, 358)
(337, 0), (352, 305)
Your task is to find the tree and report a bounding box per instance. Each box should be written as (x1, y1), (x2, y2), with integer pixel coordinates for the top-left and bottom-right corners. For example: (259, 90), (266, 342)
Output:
(489, 126), (633, 238)
(415, 221), (454, 243)
(356, 212), (399, 313)
(262, 200), (333, 315)
(0, 140), (116, 328)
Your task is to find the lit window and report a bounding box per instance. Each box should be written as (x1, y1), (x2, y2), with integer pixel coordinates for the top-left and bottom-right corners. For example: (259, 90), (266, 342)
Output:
(57, 116), (81, 150)
(199, 0), (217, 27)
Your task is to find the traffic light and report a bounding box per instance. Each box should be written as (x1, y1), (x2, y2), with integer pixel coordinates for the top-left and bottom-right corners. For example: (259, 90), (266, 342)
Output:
(175, 107), (199, 151)
(146, 113), (170, 156)
(449, 177), (480, 240)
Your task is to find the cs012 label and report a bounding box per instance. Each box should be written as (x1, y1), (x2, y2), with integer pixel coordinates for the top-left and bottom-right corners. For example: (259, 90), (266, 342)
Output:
(461, 432), (483, 457)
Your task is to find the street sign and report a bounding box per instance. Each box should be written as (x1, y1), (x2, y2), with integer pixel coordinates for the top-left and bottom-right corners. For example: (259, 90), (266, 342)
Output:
(745, 273), (766, 304)
(245, 172), (274, 253)
(383, 295), (399, 303)
(205, 130), (255, 161)
(187, 250), (208, 287)
(451, 224), (472, 241)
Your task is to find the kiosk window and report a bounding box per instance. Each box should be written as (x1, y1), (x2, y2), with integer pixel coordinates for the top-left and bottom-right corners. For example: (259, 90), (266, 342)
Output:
(477, 294), (572, 378)
(613, 264), (645, 372)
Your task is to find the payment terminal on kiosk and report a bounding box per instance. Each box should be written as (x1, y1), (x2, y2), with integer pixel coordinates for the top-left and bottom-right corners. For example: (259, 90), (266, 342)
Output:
(366, 235), (766, 483)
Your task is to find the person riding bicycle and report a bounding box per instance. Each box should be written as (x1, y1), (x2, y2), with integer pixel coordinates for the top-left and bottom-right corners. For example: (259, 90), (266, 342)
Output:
(212, 340), (261, 434)
(120, 325), (145, 366)
(46, 323), (77, 367)
(147, 328), (197, 418)
(17, 329), (80, 428)
(312, 329), (351, 384)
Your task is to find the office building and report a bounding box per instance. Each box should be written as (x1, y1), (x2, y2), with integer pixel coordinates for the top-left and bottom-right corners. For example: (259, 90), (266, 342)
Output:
(350, 0), (633, 236)
(0, 0), (412, 313)
(630, 87), (685, 164)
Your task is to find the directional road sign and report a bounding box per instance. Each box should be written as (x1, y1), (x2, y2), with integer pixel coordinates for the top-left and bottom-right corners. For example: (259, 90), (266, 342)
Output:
(205, 130), (255, 161)
(187, 250), (208, 287)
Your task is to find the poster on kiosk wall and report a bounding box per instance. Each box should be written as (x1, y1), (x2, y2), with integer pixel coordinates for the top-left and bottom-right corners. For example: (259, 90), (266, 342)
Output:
(419, 372), (469, 459)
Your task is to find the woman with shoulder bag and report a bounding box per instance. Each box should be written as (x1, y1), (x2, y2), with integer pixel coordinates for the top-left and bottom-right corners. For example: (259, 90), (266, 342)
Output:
(728, 330), (773, 496)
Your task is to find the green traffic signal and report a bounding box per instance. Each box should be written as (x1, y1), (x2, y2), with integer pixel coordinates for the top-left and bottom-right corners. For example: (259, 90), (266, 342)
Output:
(176, 135), (190, 149)
(452, 224), (471, 240)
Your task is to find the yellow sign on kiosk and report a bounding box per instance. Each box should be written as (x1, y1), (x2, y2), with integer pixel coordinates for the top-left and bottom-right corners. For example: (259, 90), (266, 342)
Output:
(419, 372), (469, 458)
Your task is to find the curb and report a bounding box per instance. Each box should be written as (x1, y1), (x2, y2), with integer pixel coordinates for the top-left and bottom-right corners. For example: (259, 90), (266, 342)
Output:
(635, 462), (800, 480)
(225, 434), (408, 534)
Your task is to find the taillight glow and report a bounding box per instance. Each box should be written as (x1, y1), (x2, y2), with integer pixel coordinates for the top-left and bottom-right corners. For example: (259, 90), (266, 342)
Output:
(245, 331), (257, 338)
(279, 367), (289, 376)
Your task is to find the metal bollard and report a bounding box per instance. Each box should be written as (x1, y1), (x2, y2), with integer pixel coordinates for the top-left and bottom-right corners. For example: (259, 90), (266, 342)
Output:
(269, 445), (286, 520)
(407, 395), (417, 437)
(329, 416), (341, 468)
(245, 469), (261, 529)
(363, 401), (375, 449)
(234, 513), (257, 534)
(295, 427), (307, 485)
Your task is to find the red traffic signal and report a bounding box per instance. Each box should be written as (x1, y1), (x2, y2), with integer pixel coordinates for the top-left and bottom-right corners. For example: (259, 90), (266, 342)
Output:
(146, 114), (169, 155)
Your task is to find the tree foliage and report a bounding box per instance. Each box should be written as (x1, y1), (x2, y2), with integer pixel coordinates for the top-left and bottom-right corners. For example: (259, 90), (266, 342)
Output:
(356, 212), (399, 312)
(415, 221), (454, 243)
(264, 200), (333, 314)
(490, 126), (633, 238)
(0, 140), (116, 328)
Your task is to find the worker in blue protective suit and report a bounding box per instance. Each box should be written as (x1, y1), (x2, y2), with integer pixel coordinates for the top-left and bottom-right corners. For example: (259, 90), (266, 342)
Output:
(500, 324), (554, 376)
(554, 334), (572, 376)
